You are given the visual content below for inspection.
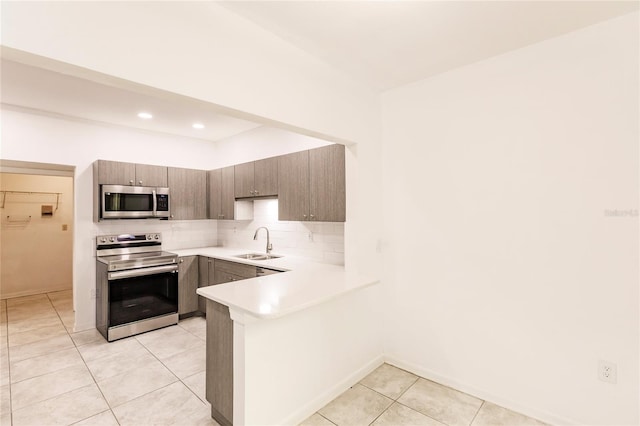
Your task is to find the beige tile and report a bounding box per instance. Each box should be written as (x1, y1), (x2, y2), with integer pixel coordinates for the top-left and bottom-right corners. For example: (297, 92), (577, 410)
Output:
(97, 360), (178, 408)
(0, 352), (9, 387)
(70, 329), (104, 347)
(372, 403), (445, 426)
(8, 334), (74, 363)
(47, 290), (72, 303)
(183, 371), (206, 403)
(58, 311), (75, 329)
(1, 384), (10, 415)
(112, 381), (215, 426)
(0, 324), (7, 338)
(0, 413), (10, 426)
(7, 323), (67, 348)
(471, 402), (547, 426)
(318, 384), (393, 426)
(73, 410), (119, 426)
(161, 342), (206, 379)
(136, 325), (202, 360)
(360, 363), (418, 400)
(10, 347), (84, 383)
(7, 304), (57, 322)
(12, 384), (108, 426)
(299, 413), (336, 426)
(6, 295), (49, 307)
(7, 315), (62, 335)
(11, 364), (93, 410)
(77, 336), (142, 363)
(398, 379), (482, 426)
(86, 346), (156, 382)
(178, 316), (206, 334)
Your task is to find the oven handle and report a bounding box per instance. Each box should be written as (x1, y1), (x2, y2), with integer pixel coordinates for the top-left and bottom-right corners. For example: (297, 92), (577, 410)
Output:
(108, 264), (178, 281)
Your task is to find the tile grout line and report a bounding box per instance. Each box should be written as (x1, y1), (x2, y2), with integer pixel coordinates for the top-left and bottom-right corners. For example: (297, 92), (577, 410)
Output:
(49, 291), (121, 426)
(468, 400), (485, 426)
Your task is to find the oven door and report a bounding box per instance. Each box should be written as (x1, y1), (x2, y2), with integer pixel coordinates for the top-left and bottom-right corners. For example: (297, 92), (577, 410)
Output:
(107, 264), (178, 328)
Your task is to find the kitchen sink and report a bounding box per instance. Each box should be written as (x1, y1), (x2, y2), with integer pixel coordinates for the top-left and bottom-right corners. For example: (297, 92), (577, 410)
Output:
(234, 253), (282, 261)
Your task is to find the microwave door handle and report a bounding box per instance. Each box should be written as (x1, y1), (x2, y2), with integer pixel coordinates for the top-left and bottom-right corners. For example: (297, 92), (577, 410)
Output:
(152, 189), (157, 216)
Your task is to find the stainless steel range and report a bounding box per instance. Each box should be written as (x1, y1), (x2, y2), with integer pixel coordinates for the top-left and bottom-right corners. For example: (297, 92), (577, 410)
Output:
(95, 232), (178, 341)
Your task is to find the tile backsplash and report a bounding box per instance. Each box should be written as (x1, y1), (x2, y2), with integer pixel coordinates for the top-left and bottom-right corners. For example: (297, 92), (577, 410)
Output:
(217, 199), (344, 265)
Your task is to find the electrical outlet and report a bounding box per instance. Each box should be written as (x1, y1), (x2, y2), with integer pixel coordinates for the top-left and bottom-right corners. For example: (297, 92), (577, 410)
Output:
(598, 360), (617, 384)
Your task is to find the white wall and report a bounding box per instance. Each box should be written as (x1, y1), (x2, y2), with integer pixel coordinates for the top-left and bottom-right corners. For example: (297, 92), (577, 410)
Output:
(218, 199), (344, 266)
(0, 173), (73, 298)
(209, 127), (332, 168)
(380, 12), (638, 426)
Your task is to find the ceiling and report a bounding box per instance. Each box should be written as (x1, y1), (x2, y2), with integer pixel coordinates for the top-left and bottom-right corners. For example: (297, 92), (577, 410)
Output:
(0, 59), (263, 142)
(1, 1), (637, 141)
(220, 1), (639, 91)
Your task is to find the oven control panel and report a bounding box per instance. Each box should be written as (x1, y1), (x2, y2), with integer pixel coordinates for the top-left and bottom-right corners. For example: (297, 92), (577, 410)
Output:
(96, 233), (162, 247)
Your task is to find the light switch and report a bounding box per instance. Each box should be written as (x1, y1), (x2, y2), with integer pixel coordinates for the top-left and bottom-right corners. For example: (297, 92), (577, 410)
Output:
(62, 224), (68, 231)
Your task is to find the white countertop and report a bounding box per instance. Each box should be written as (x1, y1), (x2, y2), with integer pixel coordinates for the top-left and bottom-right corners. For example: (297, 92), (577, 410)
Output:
(176, 246), (378, 320)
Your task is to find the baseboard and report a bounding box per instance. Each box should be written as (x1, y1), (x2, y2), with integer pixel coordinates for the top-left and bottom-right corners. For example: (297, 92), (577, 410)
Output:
(0, 286), (72, 300)
(384, 354), (578, 426)
(279, 354), (385, 426)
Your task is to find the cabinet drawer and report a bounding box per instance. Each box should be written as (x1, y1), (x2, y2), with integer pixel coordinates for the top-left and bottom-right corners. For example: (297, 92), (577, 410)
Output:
(214, 259), (257, 278)
(214, 270), (251, 285)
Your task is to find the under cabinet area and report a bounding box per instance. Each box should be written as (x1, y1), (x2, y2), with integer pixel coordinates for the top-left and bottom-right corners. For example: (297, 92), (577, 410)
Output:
(278, 144), (345, 222)
(168, 167), (207, 220)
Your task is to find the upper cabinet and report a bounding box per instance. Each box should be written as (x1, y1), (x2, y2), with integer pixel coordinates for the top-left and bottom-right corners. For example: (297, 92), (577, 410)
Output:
(208, 166), (235, 220)
(278, 144), (345, 222)
(168, 167), (207, 220)
(95, 160), (167, 187)
(234, 157), (278, 198)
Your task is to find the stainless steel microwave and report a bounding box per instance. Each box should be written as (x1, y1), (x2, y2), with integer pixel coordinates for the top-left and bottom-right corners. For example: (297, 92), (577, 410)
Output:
(101, 185), (170, 219)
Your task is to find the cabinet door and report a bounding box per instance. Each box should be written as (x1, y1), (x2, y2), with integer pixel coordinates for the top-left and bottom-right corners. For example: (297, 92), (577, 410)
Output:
(97, 160), (135, 186)
(206, 300), (233, 425)
(220, 166), (235, 220)
(168, 167), (207, 220)
(254, 157), (278, 196)
(178, 256), (198, 315)
(198, 256), (214, 313)
(208, 169), (222, 219)
(234, 162), (254, 198)
(309, 144), (346, 222)
(135, 164), (168, 187)
(278, 151), (310, 221)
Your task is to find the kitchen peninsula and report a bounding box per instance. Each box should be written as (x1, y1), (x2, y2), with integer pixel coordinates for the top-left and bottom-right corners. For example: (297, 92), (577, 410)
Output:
(171, 247), (380, 426)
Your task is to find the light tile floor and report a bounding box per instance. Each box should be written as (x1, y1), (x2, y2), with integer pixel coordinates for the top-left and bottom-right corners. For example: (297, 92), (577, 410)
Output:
(1, 291), (548, 426)
(0, 291), (216, 426)
(302, 364), (548, 426)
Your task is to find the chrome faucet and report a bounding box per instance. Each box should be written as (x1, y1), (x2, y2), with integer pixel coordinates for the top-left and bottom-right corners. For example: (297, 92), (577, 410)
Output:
(253, 226), (272, 254)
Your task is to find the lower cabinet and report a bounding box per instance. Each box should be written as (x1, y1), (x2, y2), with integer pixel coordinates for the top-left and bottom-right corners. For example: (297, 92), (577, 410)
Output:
(206, 299), (234, 426)
(213, 259), (257, 284)
(198, 256), (216, 313)
(178, 256), (198, 316)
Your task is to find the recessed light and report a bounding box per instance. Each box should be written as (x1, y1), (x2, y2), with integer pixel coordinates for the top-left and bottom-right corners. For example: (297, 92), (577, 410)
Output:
(192, 123), (205, 129)
(137, 112), (153, 119)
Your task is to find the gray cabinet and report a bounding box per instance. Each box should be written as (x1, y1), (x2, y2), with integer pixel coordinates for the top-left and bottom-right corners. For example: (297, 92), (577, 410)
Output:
(213, 259), (257, 284)
(168, 167), (207, 220)
(178, 256), (199, 316)
(234, 157), (278, 198)
(198, 256), (216, 313)
(208, 167), (235, 220)
(95, 160), (167, 187)
(278, 144), (345, 222)
(206, 299), (233, 426)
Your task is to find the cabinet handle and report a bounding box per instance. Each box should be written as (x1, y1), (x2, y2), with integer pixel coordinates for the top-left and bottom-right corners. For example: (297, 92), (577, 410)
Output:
(249, 190), (255, 195)
(310, 214), (315, 220)
(303, 214), (307, 219)
(170, 214), (174, 218)
(138, 180), (143, 185)
(129, 180), (134, 185)
(254, 190), (259, 195)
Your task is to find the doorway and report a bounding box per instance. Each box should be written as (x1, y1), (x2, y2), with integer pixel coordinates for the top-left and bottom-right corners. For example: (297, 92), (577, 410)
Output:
(0, 160), (75, 328)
